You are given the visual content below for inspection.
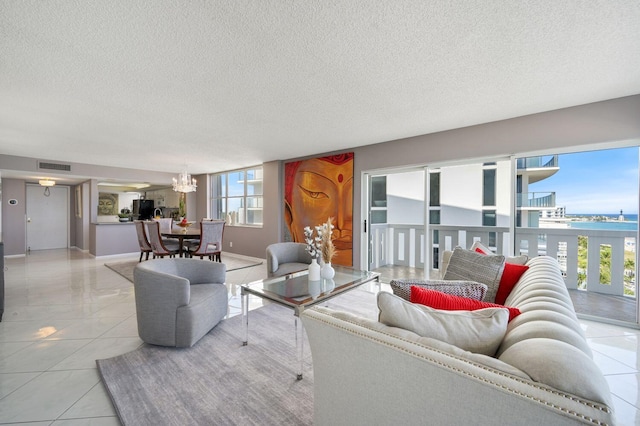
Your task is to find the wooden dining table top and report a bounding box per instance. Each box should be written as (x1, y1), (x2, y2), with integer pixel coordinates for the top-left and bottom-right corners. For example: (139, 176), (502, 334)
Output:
(161, 228), (201, 239)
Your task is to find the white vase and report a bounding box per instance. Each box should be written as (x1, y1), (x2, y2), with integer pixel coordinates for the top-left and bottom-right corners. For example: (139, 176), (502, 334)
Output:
(308, 258), (321, 281)
(323, 278), (336, 293)
(321, 262), (335, 280)
(308, 279), (321, 299)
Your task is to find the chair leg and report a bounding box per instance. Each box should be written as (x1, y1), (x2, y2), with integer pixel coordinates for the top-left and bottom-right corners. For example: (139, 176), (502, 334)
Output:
(139, 252), (143, 262)
(145, 252), (150, 260)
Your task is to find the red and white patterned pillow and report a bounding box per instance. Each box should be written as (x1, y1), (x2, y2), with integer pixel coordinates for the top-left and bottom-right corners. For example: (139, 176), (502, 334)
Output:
(390, 279), (487, 302)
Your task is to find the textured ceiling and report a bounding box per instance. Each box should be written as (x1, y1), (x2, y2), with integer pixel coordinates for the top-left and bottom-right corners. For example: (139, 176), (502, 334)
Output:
(1, 0), (639, 181)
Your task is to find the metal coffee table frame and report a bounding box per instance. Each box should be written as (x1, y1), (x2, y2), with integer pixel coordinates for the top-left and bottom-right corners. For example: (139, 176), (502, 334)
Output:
(241, 266), (380, 380)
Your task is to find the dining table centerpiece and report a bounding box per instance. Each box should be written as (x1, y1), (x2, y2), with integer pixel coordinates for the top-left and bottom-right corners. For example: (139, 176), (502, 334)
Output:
(175, 217), (193, 233)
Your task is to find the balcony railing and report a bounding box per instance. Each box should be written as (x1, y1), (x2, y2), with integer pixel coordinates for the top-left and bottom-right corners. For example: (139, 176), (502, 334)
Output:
(369, 223), (636, 300)
(517, 155), (558, 169)
(517, 192), (556, 208)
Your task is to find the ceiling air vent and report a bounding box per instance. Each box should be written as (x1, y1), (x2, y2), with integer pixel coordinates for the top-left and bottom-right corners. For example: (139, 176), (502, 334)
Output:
(38, 161), (71, 172)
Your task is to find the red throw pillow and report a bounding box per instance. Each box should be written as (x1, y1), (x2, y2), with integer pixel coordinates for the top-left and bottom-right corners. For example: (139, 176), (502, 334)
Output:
(474, 247), (529, 305)
(495, 263), (529, 305)
(410, 286), (521, 322)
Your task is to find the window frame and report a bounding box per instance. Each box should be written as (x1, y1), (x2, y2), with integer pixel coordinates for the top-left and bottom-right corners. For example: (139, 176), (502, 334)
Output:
(210, 166), (263, 227)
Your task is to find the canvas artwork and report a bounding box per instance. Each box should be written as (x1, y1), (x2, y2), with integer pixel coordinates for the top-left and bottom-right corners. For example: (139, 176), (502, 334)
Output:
(284, 152), (354, 266)
(98, 192), (118, 216)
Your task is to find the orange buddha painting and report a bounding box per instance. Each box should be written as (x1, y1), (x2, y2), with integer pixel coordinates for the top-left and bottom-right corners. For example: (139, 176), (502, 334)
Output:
(284, 153), (354, 266)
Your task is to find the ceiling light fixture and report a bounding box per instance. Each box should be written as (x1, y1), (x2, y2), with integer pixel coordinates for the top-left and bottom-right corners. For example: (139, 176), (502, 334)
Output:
(39, 178), (56, 196)
(172, 170), (197, 193)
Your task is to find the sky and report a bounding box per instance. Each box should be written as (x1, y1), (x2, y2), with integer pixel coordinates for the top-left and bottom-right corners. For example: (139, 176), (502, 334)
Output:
(528, 146), (638, 216)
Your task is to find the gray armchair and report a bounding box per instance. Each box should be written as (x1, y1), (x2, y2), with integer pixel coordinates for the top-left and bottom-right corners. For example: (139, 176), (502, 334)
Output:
(133, 259), (228, 347)
(266, 242), (313, 277)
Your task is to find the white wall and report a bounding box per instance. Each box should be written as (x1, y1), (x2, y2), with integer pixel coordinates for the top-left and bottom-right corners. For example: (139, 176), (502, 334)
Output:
(387, 171), (425, 224)
(496, 160), (512, 227)
(440, 164), (483, 226)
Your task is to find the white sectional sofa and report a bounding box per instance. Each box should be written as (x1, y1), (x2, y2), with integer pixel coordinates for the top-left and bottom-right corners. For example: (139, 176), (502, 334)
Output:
(301, 255), (615, 425)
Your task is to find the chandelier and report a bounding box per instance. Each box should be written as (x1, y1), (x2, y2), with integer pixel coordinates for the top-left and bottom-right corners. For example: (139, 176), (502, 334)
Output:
(172, 171), (197, 193)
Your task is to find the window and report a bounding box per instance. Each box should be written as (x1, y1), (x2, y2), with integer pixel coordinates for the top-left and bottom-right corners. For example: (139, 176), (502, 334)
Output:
(429, 171), (440, 207)
(429, 210), (441, 224)
(370, 176), (387, 224)
(483, 166), (496, 206)
(211, 166), (263, 226)
(482, 210), (496, 226)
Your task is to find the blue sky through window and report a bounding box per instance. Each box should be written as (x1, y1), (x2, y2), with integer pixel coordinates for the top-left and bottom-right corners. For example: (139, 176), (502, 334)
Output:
(527, 147), (639, 215)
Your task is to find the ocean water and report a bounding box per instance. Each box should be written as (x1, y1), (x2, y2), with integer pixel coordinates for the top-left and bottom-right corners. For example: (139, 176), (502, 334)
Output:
(568, 214), (638, 231)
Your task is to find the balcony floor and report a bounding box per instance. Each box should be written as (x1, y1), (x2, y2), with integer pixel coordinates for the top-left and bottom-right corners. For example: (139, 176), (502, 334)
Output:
(373, 265), (639, 325)
(569, 289), (638, 324)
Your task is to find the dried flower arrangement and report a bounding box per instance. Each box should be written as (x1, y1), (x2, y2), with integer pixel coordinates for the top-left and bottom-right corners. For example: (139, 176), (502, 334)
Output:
(303, 225), (321, 260)
(320, 217), (336, 264)
(303, 217), (337, 263)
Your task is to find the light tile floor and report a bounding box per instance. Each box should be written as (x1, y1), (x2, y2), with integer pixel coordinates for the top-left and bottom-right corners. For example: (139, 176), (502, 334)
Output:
(1, 249), (639, 425)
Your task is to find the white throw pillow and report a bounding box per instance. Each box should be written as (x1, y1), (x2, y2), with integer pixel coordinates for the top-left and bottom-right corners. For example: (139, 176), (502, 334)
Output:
(377, 292), (509, 356)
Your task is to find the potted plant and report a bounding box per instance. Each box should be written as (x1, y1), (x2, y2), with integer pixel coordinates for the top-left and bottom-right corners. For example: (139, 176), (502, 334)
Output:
(118, 208), (131, 222)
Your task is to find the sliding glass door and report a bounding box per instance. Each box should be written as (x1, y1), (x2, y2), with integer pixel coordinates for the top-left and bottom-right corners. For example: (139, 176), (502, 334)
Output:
(362, 144), (639, 326)
(363, 169), (426, 280)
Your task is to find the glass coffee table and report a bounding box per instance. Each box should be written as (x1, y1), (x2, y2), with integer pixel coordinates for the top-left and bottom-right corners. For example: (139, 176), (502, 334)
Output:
(241, 265), (380, 380)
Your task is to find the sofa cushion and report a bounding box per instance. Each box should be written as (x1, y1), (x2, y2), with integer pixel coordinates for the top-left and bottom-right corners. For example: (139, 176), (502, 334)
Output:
(497, 319), (593, 358)
(390, 279), (487, 301)
(410, 286), (521, 322)
(443, 247), (505, 303)
(499, 338), (613, 407)
(470, 241), (528, 265)
(494, 261), (529, 305)
(378, 291), (509, 356)
(471, 244), (529, 305)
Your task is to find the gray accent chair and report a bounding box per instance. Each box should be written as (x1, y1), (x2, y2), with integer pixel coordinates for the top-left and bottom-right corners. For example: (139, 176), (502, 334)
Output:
(133, 259), (228, 347)
(266, 242), (312, 277)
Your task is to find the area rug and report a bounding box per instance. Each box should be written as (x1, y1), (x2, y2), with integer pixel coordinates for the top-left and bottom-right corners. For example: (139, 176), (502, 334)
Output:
(105, 255), (263, 283)
(96, 289), (377, 426)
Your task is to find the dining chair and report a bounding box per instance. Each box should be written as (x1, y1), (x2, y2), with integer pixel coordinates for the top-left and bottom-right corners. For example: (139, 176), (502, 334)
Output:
(153, 217), (179, 244)
(134, 220), (152, 262)
(188, 220), (225, 261)
(154, 218), (173, 233)
(146, 220), (180, 258)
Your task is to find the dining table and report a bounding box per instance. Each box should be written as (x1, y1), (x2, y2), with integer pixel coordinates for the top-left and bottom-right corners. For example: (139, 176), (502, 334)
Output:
(161, 227), (201, 257)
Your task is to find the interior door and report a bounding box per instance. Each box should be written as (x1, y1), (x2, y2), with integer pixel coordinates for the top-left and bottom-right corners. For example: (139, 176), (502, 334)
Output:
(26, 184), (69, 251)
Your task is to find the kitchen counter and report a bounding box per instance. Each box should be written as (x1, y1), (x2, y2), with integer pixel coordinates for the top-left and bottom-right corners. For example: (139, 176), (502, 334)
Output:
(90, 222), (139, 256)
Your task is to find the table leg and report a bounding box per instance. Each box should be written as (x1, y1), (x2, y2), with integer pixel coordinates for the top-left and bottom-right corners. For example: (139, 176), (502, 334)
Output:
(241, 288), (249, 346)
(295, 313), (304, 380)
